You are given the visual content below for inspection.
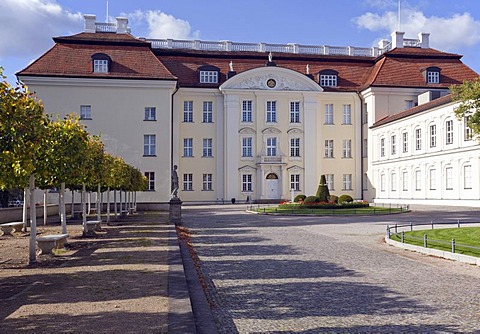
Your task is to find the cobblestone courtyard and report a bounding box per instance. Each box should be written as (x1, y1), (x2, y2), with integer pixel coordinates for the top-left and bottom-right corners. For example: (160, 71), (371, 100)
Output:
(182, 206), (480, 333)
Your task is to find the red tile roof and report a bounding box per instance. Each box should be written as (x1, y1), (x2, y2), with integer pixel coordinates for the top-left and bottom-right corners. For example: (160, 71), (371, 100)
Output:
(18, 33), (176, 81)
(371, 94), (454, 128)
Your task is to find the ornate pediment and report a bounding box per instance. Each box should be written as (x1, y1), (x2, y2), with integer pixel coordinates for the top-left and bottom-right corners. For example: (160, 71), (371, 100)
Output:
(239, 127), (256, 134)
(220, 67), (322, 92)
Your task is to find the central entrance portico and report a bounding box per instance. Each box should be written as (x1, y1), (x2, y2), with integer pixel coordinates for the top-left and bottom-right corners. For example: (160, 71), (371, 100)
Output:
(265, 173), (279, 199)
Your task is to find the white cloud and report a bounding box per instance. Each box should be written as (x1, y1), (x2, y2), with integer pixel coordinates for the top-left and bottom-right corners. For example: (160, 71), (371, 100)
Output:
(354, 8), (480, 51)
(0, 0), (82, 59)
(126, 10), (199, 40)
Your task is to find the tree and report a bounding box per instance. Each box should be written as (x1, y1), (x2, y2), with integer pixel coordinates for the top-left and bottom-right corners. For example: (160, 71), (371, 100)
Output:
(452, 77), (480, 137)
(315, 175), (330, 202)
(0, 69), (50, 263)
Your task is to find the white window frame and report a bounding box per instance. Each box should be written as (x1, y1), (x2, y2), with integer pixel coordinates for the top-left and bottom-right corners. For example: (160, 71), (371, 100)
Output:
(430, 124), (437, 148)
(290, 101), (300, 123)
(144, 107), (156, 121)
(266, 101), (277, 123)
(183, 173), (193, 191)
(93, 59), (108, 73)
(429, 169), (436, 190)
(380, 138), (385, 157)
(415, 128), (422, 150)
(320, 74), (337, 87)
(445, 167), (453, 190)
(324, 104), (333, 125)
(380, 174), (386, 192)
(464, 165), (472, 189)
(184, 101), (193, 123)
(325, 140), (334, 158)
(242, 137), (253, 157)
(202, 101), (213, 123)
(242, 174), (253, 192)
(362, 139), (368, 158)
(266, 137), (277, 156)
(342, 104), (351, 125)
(465, 116), (473, 141)
(427, 71), (440, 84)
(391, 172), (397, 192)
(242, 100), (253, 123)
(80, 105), (91, 119)
(343, 139), (352, 158)
(405, 100), (415, 110)
(391, 135), (396, 155)
(446, 120), (453, 145)
(290, 138), (300, 157)
(326, 174), (334, 191)
(290, 174), (300, 191)
(343, 174), (352, 190)
(145, 172), (155, 191)
(183, 138), (193, 157)
(203, 174), (213, 191)
(143, 134), (156, 156)
(200, 70), (218, 83)
(202, 138), (213, 157)
(415, 170), (421, 191)
(402, 171), (408, 191)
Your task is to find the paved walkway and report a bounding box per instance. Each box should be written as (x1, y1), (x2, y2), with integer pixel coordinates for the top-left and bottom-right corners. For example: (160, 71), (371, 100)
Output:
(182, 205), (480, 333)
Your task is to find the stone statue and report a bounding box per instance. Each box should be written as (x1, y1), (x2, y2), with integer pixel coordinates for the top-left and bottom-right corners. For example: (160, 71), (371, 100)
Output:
(229, 61), (234, 72)
(306, 64), (310, 75)
(268, 52), (273, 62)
(171, 165), (179, 199)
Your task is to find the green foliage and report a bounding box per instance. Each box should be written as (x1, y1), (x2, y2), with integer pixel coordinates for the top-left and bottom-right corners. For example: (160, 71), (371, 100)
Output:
(328, 194), (338, 204)
(294, 194), (306, 202)
(452, 78), (480, 139)
(315, 175), (330, 202)
(338, 194), (353, 204)
(0, 69), (50, 190)
(301, 201), (368, 209)
(303, 196), (320, 204)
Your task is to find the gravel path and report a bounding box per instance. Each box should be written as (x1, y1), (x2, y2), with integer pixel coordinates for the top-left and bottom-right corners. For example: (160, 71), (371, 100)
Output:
(182, 205), (480, 333)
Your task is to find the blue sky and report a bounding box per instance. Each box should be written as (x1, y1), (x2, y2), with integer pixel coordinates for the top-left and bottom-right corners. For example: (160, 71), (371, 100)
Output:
(1, 0), (479, 84)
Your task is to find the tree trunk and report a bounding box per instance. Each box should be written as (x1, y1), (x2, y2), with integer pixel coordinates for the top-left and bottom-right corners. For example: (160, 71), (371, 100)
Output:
(28, 175), (37, 264)
(23, 188), (28, 232)
(43, 190), (48, 226)
(60, 182), (67, 234)
(106, 188), (111, 224)
(71, 190), (75, 219)
(82, 183), (87, 236)
(97, 184), (101, 221)
(114, 190), (118, 221)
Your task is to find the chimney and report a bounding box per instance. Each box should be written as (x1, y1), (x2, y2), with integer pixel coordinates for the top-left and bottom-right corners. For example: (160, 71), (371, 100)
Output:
(84, 14), (96, 33)
(391, 31), (404, 49)
(378, 39), (390, 50)
(116, 17), (128, 34)
(418, 32), (430, 48)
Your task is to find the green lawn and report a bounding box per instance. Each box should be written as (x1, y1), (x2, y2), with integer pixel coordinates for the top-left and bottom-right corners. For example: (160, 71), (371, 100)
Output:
(250, 205), (407, 215)
(391, 227), (480, 257)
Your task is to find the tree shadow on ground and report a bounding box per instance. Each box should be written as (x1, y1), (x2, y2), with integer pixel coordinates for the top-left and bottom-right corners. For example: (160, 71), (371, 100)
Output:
(250, 323), (459, 333)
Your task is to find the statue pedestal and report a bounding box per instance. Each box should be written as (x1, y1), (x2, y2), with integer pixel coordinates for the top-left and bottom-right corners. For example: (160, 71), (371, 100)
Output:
(169, 198), (182, 225)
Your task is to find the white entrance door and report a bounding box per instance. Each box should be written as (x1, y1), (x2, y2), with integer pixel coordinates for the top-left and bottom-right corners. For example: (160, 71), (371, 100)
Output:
(265, 173), (279, 199)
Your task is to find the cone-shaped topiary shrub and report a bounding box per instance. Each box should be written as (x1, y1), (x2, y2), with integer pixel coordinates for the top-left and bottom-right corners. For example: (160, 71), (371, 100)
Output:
(315, 175), (330, 202)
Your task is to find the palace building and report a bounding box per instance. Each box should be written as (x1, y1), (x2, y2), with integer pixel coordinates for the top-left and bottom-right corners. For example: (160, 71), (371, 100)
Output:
(17, 15), (479, 208)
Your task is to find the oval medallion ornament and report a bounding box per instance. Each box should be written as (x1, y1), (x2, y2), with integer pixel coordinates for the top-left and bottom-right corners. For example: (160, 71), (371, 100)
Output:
(266, 79), (276, 88)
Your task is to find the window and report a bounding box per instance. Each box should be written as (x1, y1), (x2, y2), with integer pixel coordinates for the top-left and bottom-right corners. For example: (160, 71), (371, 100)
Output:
(145, 172), (155, 191)
(446, 120), (453, 145)
(326, 174), (334, 190)
(242, 137), (253, 157)
(430, 125), (436, 148)
(363, 139), (368, 158)
(203, 138), (213, 157)
(324, 104), (334, 124)
(464, 165), (472, 189)
(415, 128), (422, 150)
(290, 174), (300, 191)
(325, 140), (334, 158)
(391, 173), (397, 191)
(242, 100), (253, 122)
(465, 116), (473, 141)
(184, 101), (193, 122)
(242, 174), (253, 192)
(402, 132), (408, 153)
(445, 167), (453, 190)
(290, 101), (300, 123)
(343, 139), (352, 158)
(183, 173), (193, 191)
(343, 174), (352, 190)
(199, 70), (218, 83)
(203, 174), (213, 191)
(91, 53), (111, 73)
(405, 100), (415, 110)
(380, 174), (386, 192)
(266, 137), (277, 156)
(290, 138), (300, 157)
(402, 171), (408, 191)
(183, 138), (193, 157)
(415, 170), (421, 191)
(319, 70), (338, 87)
(203, 101), (213, 123)
(429, 169), (436, 190)
(363, 173), (368, 191)
(143, 134), (156, 156)
(427, 70), (440, 84)
(266, 101), (277, 123)
(144, 107), (156, 121)
(342, 104), (351, 124)
(380, 138), (385, 157)
(362, 103), (368, 124)
(391, 135), (396, 155)
(80, 105), (91, 119)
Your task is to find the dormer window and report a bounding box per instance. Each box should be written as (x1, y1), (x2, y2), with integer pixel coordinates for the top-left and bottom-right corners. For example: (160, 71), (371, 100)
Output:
(425, 67), (440, 84)
(91, 53), (111, 73)
(319, 69), (338, 87)
(198, 65), (219, 83)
